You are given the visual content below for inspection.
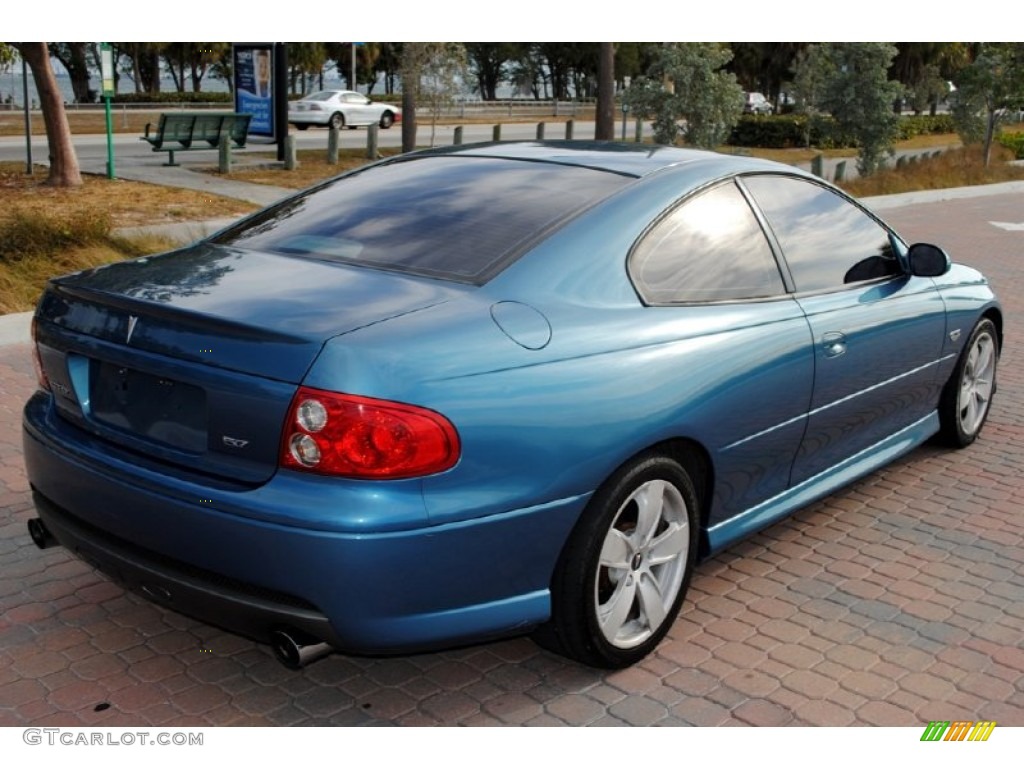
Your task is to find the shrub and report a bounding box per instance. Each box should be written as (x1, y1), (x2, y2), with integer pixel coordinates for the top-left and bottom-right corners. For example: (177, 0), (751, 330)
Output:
(112, 92), (233, 105)
(998, 131), (1024, 158)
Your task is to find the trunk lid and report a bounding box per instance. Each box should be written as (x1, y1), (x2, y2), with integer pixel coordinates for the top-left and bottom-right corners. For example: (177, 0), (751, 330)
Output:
(34, 243), (464, 485)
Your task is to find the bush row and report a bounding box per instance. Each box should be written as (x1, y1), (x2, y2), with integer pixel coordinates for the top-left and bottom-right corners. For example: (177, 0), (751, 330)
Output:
(998, 131), (1024, 159)
(728, 114), (957, 149)
(111, 92), (233, 104)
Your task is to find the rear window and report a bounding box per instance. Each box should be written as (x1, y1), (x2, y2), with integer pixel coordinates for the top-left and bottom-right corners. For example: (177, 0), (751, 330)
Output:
(211, 156), (631, 284)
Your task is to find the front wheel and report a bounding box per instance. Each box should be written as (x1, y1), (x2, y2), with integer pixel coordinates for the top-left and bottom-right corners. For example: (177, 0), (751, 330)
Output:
(328, 112), (345, 130)
(379, 111), (395, 129)
(536, 453), (699, 668)
(937, 317), (998, 447)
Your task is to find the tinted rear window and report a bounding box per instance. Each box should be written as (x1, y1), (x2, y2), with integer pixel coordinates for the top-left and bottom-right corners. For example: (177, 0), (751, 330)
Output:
(211, 156), (631, 284)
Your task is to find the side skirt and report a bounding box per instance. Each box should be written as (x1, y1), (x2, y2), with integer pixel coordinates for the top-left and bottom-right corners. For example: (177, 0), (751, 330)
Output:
(706, 412), (939, 554)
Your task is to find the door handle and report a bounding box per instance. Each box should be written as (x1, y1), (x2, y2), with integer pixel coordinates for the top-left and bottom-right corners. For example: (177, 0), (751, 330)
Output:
(822, 331), (847, 358)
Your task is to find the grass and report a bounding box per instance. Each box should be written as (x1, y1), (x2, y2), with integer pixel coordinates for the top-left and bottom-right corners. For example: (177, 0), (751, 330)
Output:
(0, 162), (257, 313)
(839, 144), (1024, 197)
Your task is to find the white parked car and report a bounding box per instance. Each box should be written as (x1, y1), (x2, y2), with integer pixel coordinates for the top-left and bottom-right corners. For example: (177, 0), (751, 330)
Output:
(743, 92), (773, 115)
(288, 90), (401, 130)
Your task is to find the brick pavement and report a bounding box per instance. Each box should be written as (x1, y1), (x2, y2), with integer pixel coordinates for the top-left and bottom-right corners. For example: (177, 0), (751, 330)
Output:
(1, 196), (1022, 727)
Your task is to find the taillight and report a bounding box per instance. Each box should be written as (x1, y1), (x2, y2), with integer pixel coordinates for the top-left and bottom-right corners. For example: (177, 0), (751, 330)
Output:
(280, 387), (460, 479)
(30, 318), (49, 392)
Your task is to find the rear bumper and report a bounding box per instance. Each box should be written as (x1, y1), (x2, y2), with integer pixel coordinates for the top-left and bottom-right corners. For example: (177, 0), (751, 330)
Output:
(23, 392), (583, 654)
(287, 111), (330, 126)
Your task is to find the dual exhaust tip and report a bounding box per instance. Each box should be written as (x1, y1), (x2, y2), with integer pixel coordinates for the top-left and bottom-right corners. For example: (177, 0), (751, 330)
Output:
(27, 517), (333, 669)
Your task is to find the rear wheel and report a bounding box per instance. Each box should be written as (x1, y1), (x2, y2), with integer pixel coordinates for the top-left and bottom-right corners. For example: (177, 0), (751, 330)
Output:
(536, 453), (699, 668)
(938, 317), (998, 447)
(294, 124), (309, 131)
(329, 112), (345, 130)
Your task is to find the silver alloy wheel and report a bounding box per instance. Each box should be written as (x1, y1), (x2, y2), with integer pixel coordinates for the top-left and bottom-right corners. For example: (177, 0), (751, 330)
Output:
(958, 328), (996, 436)
(595, 479), (690, 648)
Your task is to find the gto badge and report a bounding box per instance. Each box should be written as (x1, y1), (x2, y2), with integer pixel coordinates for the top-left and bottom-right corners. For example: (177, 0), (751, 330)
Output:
(222, 436), (250, 449)
(126, 315), (139, 345)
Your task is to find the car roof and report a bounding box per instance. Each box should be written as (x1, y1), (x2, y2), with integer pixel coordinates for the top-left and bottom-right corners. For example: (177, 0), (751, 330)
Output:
(395, 140), (790, 180)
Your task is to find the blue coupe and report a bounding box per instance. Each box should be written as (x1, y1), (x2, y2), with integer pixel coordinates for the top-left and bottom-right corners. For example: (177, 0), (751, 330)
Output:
(23, 142), (1001, 669)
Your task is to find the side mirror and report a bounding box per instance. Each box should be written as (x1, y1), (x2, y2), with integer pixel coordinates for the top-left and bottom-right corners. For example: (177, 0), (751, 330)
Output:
(907, 243), (951, 278)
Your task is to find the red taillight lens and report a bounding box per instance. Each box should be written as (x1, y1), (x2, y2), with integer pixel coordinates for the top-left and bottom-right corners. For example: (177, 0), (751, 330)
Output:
(31, 318), (50, 392)
(280, 387), (460, 479)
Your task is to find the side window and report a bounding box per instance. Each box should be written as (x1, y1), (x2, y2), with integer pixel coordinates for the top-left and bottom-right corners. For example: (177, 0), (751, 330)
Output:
(630, 181), (784, 304)
(742, 175), (901, 293)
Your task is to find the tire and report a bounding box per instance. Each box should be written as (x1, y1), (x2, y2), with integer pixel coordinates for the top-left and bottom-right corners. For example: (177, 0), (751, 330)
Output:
(329, 112), (345, 130)
(379, 111), (395, 129)
(937, 317), (998, 448)
(294, 124), (309, 131)
(536, 453), (699, 668)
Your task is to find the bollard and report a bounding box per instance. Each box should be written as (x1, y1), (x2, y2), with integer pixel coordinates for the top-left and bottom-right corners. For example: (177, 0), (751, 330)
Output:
(834, 160), (846, 182)
(285, 134), (298, 170)
(367, 124), (378, 160)
(327, 124), (339, 165)
(218, 131), (231, 174)
(454, 125), (463, 146)
(536, 122), (545, 140)
(634, 117), (643, 143)
(564, 120), (574, 141)
(493, 124), (502, 142)
(896, 155), (906, 169)
(811, 154), (823, 178)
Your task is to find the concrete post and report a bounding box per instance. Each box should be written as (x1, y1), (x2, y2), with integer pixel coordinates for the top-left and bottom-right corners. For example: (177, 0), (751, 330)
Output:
(536, 122), (545, 140)
(285, 134), (298, 170)
(811, 154), (823, 178)
(218, 136), (231, 174)
(493, 124), (502, 142)
(454, 126), (464, 146)
(367, 124), (379, 160)
(328, 124), (340, 165)
(634, 118), (643, 143)
(565, 120), (574, 140)
(834, 161), (846, 182)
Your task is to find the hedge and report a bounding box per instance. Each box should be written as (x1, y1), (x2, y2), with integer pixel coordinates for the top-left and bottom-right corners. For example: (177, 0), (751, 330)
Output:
(728, 113), (957, 150)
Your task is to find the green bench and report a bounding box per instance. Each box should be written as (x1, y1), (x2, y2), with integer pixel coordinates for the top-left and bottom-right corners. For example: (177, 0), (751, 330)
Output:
(140, 112), (252, 166)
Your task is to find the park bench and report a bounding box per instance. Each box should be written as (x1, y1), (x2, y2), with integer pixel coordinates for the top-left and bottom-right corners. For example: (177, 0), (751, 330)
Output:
(140, 112), (252, 166)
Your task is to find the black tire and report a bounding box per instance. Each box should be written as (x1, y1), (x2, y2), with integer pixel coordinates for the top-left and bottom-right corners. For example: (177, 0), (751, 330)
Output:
(379, 111), (395, 129)
(294, 124), (309, 131)
(329, 112), (345, 130)
(535, 453), (699, 668)
(937, 317), (998, 448)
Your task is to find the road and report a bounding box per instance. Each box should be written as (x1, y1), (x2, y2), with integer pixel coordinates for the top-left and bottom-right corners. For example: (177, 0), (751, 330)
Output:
(0, 121), (594, 169)
(1, 188), (1023, 729)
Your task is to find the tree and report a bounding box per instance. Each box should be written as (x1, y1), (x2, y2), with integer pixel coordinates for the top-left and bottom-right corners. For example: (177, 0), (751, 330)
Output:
(625, 43), (743, 148)
(49, 43), (94, 102)
(400, 42), (468, 149)
(951, 43), (1024, 167)
(163, 43), (228, 92)
(11, 42), (82, 186)
(813, 43), (903, 176)
(466, 43), (521, 100)
(595, 43), (615, 140)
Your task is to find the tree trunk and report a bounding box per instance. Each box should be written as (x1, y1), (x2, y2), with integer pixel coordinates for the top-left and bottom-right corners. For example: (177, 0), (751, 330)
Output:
(595, 43), (616, 140)
(15, 42), (82, 187)
(401, 86), (417, 153)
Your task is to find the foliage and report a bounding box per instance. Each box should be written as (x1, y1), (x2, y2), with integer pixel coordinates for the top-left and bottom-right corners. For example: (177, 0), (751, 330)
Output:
(950, 43), (1024, 166)
(998, 131), (1024, 159)
(625, 43), (743, 148)
(111, 91), (232, 104)
(401, 43), (469, 147)
(799, 43), (904, 176)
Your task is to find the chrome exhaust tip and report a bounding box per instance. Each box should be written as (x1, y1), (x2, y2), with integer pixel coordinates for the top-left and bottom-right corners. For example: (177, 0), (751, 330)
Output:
(269, 628), (333, 669)
(27, 518), (58, 549)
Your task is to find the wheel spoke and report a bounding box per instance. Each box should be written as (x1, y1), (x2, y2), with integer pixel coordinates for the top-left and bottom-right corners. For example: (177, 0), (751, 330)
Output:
(633, 480), (666, 546)
(648, 522), (689, 566)
(598, 576), (637, 637)
(599, 529), (632, 569)
(636, 572), (667, 630)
